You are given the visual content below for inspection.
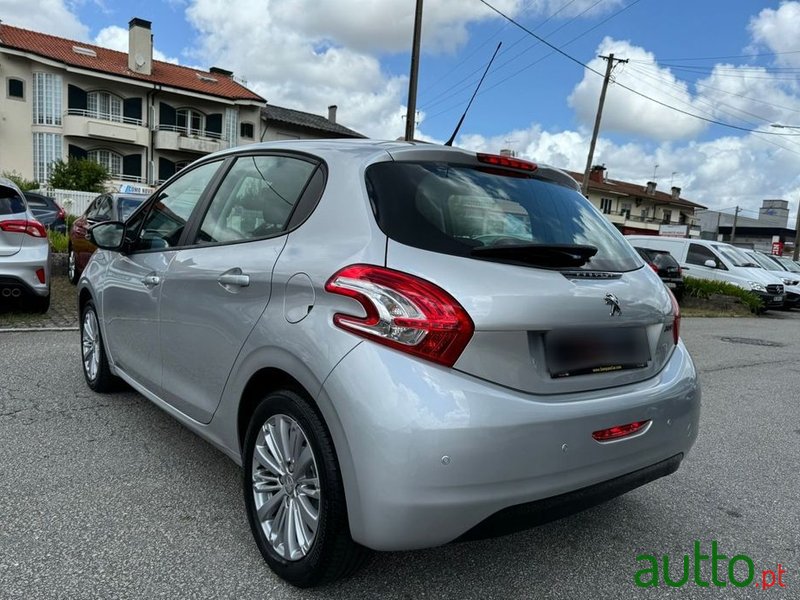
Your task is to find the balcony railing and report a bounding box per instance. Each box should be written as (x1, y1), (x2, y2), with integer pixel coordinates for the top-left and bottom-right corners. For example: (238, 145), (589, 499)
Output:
(155, 124), (223, 140)
(66, 109), (144, 127)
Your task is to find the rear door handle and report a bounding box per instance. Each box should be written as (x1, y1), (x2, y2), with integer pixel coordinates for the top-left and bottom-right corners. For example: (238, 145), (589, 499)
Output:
(218, 273), (250, 287)
(142, 274), (161, 287)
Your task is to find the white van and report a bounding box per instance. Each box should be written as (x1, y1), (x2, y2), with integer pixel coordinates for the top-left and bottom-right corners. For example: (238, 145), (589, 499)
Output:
(625, 236), (786, 310)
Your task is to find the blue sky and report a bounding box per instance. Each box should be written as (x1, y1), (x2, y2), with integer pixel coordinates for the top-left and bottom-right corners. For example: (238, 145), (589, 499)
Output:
(4, 0), (800, 219)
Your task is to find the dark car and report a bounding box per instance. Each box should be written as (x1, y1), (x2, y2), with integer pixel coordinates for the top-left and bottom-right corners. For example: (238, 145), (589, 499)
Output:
(68, 192), (148, 283)
(24, 192), (66, 233)
(635, 247), (684, 301)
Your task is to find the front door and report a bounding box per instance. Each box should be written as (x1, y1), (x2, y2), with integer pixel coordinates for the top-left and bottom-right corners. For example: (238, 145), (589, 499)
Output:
(101, 160), (223, 393)
(158, 154), (318, 422)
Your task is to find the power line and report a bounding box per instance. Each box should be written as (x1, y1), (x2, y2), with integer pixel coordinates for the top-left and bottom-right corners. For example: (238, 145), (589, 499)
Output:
(476, 0), (800, 137)
(630, 50), (800, 62)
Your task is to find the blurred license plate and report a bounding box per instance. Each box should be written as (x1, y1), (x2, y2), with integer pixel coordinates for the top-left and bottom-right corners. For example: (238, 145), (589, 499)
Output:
(774, 295), (783, 302)
(546, 328), (650, 378)
(666, 282), (677, 288)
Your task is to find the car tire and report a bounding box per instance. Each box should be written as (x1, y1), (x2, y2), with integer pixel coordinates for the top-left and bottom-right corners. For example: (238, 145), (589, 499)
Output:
(80, 300), (119, 392)
(243, 389), (369, 587)
(68, 247), (80, 284)
(30, 293), (50, 314)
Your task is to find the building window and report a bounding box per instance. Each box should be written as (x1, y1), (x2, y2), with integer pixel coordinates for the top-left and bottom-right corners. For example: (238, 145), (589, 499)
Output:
(240, 122), (254, 139)
(225, 107), (238, 144)
(620, 202), (631, 219)
(177, 108), (205, 136)
(640, 208), (648, 220)
(600, 198), (613, 214)
(33, 133), (62, 183)
(32, 72), (63, 125)
(87, 91), (123, 122)
(7, 78), (24, 100)
(662, 209), (672, 224)
(88, 149), (123, 177)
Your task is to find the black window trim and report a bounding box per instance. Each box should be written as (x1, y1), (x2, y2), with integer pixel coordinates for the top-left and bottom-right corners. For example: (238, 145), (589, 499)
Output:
(179, 150), (327, 250)
(7, 77), (25, 100)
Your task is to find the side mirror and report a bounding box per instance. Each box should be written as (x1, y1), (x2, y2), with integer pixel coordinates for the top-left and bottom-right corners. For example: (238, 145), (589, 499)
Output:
(704, 259), (717, 268)
(90, 221), (126, 251)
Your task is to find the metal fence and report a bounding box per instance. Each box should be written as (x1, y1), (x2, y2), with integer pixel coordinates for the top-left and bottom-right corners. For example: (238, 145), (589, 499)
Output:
(33, 189), (98, 216)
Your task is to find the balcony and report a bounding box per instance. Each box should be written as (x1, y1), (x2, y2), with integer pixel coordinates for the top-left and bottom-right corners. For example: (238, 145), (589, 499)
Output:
(153, 126), (229, 154)
(63, 110), (149, 146)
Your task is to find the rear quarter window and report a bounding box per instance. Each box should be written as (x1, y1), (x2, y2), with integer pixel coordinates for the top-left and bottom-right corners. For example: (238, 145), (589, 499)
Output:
(366, 161), (640, 272)
(0, 186), (26, 215)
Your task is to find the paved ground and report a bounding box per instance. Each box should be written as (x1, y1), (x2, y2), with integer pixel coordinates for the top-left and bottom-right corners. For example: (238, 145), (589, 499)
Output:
(1, 315), (798, 599)
(0, 273), (78, 330)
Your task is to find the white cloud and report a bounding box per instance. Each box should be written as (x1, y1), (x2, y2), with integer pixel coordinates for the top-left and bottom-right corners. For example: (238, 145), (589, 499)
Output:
(568, 37), (707, 141)
(748, 1), (800, 67)
(0, 0), (89, 40)
(93, 25), (180, 64)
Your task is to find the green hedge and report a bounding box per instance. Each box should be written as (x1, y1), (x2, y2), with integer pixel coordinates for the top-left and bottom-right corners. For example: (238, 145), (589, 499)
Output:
(683, 276), (763, 312)
(48, 230), (69, 253)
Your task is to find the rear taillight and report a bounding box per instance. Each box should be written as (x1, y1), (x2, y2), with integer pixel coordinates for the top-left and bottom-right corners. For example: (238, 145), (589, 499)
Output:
(668, 288), (680, 345)
(57, 206), (66, 220)
(592, 420), (650, 442)
(476, 153), (538, 172)
(0, 219), (47, 238)
(325, 264), (474, 367)
(648, 262), (658, 272)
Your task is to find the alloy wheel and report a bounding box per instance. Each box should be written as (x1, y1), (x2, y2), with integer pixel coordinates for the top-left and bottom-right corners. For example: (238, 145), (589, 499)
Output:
(251, 414), (321, 561)
(81, 309), (100, 382)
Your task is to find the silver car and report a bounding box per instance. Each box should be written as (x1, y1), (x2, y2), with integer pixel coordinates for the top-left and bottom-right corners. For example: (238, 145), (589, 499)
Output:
(0, 177), (50, 312)
(78, 140), (700, 587)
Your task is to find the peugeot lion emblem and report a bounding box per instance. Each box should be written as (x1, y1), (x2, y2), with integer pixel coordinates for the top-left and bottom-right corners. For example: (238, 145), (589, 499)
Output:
(604, 293), (622, 316)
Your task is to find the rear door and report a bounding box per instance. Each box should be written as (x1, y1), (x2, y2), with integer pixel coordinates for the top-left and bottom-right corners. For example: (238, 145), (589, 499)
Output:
(0, 184), (27, 257)
(158, 153), (319, 422)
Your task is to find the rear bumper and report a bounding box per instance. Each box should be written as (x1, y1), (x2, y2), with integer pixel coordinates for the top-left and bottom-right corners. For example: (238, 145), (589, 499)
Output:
(0, 244), (50, 297)
(320, 340), (700, 551)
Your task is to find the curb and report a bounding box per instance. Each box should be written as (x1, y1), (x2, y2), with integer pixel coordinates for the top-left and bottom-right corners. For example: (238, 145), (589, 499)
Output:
(0, 327), (79, 333)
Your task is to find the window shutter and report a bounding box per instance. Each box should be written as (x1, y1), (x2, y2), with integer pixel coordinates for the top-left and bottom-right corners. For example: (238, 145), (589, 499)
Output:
(206, 113), (223, 135)
(159, 102), (176, 126)
(123, 97), (143, 122)
(68, 144), (88, 160)
(123, 154), (142, 177)
(68, 84), (87, 110)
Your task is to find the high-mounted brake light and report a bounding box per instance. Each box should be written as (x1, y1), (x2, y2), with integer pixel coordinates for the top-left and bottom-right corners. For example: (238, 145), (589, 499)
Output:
(476, 153), (538, 172)
(0, 219), (47, 238)
(325, 265), (474, 367)
(592, 420), (650, 442)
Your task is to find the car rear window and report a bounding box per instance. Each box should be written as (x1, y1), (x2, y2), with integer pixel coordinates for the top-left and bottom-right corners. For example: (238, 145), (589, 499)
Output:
(366, 161), (640, 272)
(0, 185), (26, 215)
(117, 197), (146, 221)
(24, 195), (49, 208)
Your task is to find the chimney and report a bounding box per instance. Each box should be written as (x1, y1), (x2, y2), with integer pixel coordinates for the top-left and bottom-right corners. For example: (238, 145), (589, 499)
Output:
(646, 181), (657, 195)
(328, 105), (337, 123)
(128, 18), (153, 75)
(671, 186), (681, 200)
(589, 165), (606, 183)
(210, 67), (234, 78)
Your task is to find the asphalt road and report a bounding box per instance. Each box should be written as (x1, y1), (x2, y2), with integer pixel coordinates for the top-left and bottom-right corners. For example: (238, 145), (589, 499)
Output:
(1, 314), (798, 599)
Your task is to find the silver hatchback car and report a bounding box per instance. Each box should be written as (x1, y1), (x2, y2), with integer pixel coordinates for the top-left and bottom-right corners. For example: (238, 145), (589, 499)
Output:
(0, 177), (51, 312)
(79, 140), (700, 587)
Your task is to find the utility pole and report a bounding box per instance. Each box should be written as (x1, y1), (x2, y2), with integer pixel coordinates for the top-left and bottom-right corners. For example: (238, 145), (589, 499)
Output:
(581, 53), (628, 196)
(405, 0), (424, 141)
(730, 206), (740, 244)
(793, 199), (800, 260)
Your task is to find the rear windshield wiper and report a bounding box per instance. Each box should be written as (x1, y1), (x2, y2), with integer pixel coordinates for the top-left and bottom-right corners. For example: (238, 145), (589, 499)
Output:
(471, 243), (598, 268)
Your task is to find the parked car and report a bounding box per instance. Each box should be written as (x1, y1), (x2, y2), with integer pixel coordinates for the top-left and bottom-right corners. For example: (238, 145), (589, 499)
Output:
(626, 236), (786, 310)
(758, 250), (800, 275)
(78, 140), (700, 587)
(634, 246), (684, 301)
(68, 192), (148, 284)
(24, 191), (66, 233)
(0, 177), (50, 312)
(740, 249), (800, 309)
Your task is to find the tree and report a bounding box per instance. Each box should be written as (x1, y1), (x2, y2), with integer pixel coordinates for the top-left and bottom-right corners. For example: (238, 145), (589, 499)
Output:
(48, 158), (110, 192)
(1, 170), (39, 191)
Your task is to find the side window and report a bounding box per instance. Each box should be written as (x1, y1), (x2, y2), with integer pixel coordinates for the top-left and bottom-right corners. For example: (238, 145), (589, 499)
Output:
(135, 161), (221, 251)
(687, 244), (723, 269)
(94, 196), (113, 221)
(194, 155), (315, 245)
(85, 196), (102, 219)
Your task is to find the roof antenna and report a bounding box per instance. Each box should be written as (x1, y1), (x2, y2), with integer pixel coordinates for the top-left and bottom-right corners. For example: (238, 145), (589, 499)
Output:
(445, 41), (502, 147)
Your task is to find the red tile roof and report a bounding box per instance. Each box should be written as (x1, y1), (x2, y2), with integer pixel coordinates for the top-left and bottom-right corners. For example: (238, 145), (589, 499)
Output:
(0, 23), (265, 102)
(566, 170), (706, 210)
